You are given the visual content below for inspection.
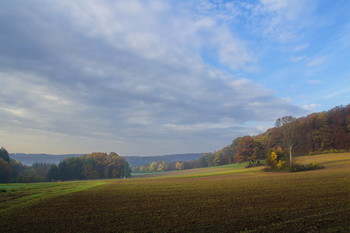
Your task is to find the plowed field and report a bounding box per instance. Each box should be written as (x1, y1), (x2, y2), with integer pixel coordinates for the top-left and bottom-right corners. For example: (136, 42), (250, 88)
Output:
(1, 153), (350, 232)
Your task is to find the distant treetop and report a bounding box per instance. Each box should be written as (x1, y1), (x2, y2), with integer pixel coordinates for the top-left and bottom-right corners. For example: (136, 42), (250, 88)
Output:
(0, 147), (10, 163)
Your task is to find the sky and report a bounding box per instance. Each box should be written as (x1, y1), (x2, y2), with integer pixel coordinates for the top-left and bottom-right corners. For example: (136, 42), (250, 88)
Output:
(1, 0), (350, 155)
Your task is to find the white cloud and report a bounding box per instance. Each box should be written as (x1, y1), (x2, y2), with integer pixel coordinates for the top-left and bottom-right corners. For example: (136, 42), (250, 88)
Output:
(290, 56), (306, 62)
(324, 86), (350, 100)
(213, 25), (255, 70)
(293, 43), (309, 51)
(60, 0), (256, 72)
(256, 0), (315, 42)
(260, 0), (306, 21)
(302, 103), (321, 111)
(0, 107), (27, 118)
(192, 0), (315, 43)
(0, 0), (307, 155)
(306, 56), (327, 67)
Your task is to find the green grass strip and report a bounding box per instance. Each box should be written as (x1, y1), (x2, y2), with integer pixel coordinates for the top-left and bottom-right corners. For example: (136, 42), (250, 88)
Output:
(0, 181), (105, 215)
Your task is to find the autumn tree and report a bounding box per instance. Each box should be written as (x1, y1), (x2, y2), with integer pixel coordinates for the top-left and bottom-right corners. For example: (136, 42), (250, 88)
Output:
(49, 152), (130, 181)
(250, 142), (265, 164)
(149, 161), (158, 172)
(230, 137), (241, 154)
(221, 145), (235, 164)
(175, 161), (185, 170)
(197, 153), (215, 167)
(139, 165), (149, 173)
(213, 151), (225, 166)
(0, 158), (11, 183)
(47, 164), (59, 181)
(0, 147), (10, 163)
(197, 155), (209, 167)
(234, 136), (264, 164)
(265, 151), (287, 171)
(157, 161), (169, 172)
(275, 116), (297, 165)
(0, 148), (28, 183)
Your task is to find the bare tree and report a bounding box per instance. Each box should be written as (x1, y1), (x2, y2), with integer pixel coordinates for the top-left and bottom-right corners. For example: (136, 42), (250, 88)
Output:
(275, 116), (297, 165)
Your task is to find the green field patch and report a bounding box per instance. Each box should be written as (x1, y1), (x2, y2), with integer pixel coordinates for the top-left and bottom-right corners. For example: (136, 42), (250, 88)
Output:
(130, 162), (251, 179)
(131, 171), (167, 177)
(212, 162), (250, 168)
(0, 180), (105, 214)
(152, 163), (261, 180)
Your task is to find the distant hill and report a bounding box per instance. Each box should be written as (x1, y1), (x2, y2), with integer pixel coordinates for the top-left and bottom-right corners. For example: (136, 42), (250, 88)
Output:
(10, 153), (82, 165)
(10, 153), (205, 166)
(125, 153), (206, 166)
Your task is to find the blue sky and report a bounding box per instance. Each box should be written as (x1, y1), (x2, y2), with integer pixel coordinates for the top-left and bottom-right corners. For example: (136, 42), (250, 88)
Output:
(0, 0), (349, 155)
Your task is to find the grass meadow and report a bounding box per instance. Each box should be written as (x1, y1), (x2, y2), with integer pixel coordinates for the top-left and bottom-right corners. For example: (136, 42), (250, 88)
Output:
(1, 153), (350, 232)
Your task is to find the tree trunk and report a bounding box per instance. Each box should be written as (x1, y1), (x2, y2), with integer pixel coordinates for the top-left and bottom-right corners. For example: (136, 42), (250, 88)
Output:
(289, 145), (293, 166)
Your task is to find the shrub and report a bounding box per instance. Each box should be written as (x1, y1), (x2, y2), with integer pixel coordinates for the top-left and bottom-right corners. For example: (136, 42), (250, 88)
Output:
(263, 150), (324, 172)
(289, 162), (324, 172)
(264, 151), (288, 171)
(245, 162), (264, 168)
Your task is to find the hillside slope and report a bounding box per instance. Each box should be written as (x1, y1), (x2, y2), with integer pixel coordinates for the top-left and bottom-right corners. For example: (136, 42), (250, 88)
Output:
(257, 105), (350, 156)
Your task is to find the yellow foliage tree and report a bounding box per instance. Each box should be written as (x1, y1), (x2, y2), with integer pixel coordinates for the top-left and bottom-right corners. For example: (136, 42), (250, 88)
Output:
(149, 162), (158, 172)
(175, 161), (185, 170)
(265, 151), (287, 171)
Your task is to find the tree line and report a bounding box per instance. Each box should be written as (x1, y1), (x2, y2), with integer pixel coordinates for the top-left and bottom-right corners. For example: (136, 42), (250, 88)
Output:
(261, 105), (350, 157)
(133, 104), (350, 173)
(0, 150), (130, 183)
(131, 143), (238, 173)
